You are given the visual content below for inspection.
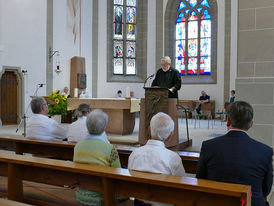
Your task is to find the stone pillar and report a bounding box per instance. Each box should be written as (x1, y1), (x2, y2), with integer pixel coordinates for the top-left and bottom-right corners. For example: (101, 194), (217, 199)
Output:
(237, 0), (274, 146)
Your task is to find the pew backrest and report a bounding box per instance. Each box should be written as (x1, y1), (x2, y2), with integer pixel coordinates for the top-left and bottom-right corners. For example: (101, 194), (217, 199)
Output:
(0, 152), (251, 206)
(0, 135), (199, 173)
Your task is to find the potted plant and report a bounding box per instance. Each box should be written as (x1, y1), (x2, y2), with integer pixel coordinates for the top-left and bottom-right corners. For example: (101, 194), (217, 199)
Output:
(46, 89), (67, 122)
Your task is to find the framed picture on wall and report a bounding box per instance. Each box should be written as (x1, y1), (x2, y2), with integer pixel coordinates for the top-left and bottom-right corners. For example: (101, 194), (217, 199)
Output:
(77, 73), (86, 89)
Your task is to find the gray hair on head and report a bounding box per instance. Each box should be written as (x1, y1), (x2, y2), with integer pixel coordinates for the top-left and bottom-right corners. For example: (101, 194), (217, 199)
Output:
(150, 112), (174, 141)
(86, 109), (108, 135)
(30, 97), (46, 114)
(77, 103), (91, 117)
(161, 56), (171, 64)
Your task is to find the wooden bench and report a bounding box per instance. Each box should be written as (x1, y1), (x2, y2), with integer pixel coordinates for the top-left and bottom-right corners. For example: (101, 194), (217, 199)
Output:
(0, 199), (31, 206)
(0, 135), (199, 174)
(0, 152), (251, 206)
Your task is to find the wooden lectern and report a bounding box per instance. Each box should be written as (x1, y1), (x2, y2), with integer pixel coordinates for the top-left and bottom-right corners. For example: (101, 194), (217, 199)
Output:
(139, 87), (179, 148)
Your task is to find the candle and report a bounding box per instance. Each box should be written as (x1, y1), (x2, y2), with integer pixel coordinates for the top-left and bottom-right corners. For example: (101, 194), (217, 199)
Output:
(74, 88), (78, 98)
(126, 87), (130, 98)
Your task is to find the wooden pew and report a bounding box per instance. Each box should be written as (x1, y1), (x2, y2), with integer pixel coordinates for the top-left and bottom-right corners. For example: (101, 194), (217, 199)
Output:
(0, 199), (31, 206)
(0, 135), (199, 174)
(0, 153), (251, 206)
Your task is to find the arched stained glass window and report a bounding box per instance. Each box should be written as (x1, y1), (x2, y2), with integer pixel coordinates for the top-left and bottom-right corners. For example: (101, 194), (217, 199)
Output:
(113, 0), (137, 75)
(175, 0), (212, 76)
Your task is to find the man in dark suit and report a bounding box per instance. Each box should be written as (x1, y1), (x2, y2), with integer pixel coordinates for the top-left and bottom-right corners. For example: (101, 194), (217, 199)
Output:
(152, 56), (181, 98)
(197, 101), (273, 206)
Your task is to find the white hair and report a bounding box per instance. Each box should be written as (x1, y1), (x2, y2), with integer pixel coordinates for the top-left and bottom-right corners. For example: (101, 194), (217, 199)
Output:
(161, 56), (171, 64)
(86, 109), (108, 135)
(150, 112), (174, 141)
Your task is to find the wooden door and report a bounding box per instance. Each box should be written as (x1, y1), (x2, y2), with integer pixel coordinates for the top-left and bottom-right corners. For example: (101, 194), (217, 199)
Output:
(0, 71), (18, 125)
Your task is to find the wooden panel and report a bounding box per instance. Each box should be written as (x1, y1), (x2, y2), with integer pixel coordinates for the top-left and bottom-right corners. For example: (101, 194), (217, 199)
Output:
(22, 165), (102, 192)
(102, 178), (115, 206)
(68, 98), (135, 135)
(1, 72), (18, 125)
(144, 88), (169, 141)
(70, 56), (86, 97)
(166, 98), (179, 147)
(8, 163), (23, 201)
(68, 98), (131, 110)
(114, 179), (241, 206)
(0, 199), (31, 206)
(139, 98), (179, 147)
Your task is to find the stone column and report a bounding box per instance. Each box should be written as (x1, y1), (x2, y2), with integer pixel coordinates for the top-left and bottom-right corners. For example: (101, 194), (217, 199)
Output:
(237, 0), (274, 146)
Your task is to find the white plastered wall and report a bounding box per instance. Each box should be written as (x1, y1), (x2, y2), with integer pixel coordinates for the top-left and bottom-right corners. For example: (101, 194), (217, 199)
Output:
(0, 0), (47, 116)
(0, 0), (93, 115)
(53, 0), (93, 96)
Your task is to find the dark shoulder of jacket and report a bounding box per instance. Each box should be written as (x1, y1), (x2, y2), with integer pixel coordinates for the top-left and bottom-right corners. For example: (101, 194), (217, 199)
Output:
(201, 134), (227, 148)
(156, 68), (162, 74)
(170, 67), (179, 73)
(250, 137), (273, 156)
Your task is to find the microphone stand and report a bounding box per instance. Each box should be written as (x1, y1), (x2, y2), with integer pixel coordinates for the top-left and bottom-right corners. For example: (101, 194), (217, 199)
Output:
(143, 74), (155, 88)
(177, 104), (190, 145)
(16, 84), (45, 137)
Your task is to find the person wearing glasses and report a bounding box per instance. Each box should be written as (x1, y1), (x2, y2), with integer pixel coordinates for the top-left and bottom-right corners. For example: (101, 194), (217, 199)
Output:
(26, 97), (67, 141)
(152, 56), (181, 99)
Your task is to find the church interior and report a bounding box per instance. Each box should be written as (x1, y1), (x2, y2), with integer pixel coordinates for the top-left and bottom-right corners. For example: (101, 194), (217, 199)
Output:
(0, 0), (274, 205)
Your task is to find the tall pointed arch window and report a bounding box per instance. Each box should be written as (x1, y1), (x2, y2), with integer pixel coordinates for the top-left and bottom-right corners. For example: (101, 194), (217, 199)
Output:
(175, 0), (212, 76)
(113, 0), (137, 75)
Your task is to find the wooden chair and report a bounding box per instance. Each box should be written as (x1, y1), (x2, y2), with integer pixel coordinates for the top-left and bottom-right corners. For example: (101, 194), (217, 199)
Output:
(186, 100), (196, 120)
(195, 103), (213, 129)
(214, 102), (230, 125)
(214, 110), (225, 125)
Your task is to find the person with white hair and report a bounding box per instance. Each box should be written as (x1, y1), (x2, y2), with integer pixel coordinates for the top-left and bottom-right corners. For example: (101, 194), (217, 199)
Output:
(26, 97), (68, 141)
(73, 109), (122, 205)
(152, 56), (181, 98)
(61, 86), (70, 98)
(128, 112), (185, 206)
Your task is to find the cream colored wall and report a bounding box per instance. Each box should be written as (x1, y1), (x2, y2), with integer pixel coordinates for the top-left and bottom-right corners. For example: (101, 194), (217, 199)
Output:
(237, 0), (274, 146)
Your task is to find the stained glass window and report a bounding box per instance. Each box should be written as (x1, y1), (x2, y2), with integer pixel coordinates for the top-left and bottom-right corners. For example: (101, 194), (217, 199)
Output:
(175, 0), (212, 75)
(113, 0), (137, 75)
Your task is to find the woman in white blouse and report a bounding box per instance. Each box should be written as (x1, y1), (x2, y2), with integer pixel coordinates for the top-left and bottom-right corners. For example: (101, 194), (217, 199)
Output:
(68, 104), (109, 143)
(68, 104), (92, 142)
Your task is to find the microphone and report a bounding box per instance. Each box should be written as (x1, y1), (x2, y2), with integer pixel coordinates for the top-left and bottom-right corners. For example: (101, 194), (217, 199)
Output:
(38, 83), (46, 87)
(143, 74), (155, 88)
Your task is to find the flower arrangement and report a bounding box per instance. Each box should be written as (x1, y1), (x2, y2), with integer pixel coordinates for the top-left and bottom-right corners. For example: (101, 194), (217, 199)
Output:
(47, 89), (67, 116)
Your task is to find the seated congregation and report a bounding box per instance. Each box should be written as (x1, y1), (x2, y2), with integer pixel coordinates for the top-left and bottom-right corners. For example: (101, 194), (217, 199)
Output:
(4, 97), (273, 206)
